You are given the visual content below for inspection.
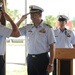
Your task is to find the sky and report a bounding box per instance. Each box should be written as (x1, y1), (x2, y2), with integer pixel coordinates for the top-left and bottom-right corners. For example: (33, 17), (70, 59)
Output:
(7, 0), (75, 21)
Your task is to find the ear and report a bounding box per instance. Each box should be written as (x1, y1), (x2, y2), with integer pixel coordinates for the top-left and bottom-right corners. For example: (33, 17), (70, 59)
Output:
(65, 21), (67, 24)
(39, 13), (42, 17)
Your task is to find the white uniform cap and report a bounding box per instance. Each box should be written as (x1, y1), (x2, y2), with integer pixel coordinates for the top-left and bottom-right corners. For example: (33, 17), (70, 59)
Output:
(29, 5), (44, 13)
(57, 15), (69, 21)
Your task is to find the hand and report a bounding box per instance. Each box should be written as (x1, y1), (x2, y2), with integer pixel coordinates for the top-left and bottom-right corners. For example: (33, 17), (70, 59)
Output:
(16, 13), (30, 27)
(47, 64), (54, 73)
(21, 13), (29, 21)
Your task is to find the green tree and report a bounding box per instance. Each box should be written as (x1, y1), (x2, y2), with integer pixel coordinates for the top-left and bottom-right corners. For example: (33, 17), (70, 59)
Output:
(6, 3), (25, 28)
(44, 15), (57, 28)
(72, 18), (75, 28)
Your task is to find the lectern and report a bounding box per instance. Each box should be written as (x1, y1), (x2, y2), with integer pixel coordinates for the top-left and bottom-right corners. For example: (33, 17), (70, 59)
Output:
(55, 48), (75, 75)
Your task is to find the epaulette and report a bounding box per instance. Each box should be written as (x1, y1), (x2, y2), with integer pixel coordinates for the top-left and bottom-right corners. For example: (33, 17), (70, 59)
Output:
(46, 24), (52, 28)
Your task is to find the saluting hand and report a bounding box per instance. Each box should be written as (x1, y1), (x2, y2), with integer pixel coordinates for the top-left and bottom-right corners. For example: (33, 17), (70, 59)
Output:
(21, 13), (30, 21)
(16, 13), (30, 27)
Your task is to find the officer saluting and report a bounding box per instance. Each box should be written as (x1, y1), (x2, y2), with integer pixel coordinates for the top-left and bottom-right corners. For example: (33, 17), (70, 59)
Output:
(16, 5), (56, 75)
(53, 15), (75, 75)
(0, 11), (20, 75)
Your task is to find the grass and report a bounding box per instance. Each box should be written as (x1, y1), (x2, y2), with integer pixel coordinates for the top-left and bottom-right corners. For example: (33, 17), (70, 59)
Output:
(6, 65), (52, 75)
(6, 65), (27, 75)
(6, 64), (52, 75)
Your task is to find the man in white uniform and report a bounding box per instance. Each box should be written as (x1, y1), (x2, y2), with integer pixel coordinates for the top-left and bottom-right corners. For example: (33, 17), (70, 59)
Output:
(16, 5), (56, 75)
(0, 11), (20, 75)
(53, 15), (75, 75)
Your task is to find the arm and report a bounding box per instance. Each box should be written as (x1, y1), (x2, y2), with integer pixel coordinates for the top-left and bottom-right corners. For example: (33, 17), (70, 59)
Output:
(47, 43), (55, 73)
(16, 13), (29, 27)
(3, 12), (20, 37)
(49, 43), (55, 64)
(46, 27), (56, 73)
(73, 44), (75, 48)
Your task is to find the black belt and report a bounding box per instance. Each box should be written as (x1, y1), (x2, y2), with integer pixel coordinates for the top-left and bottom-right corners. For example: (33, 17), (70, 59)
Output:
(28, 52), (48, 58)
(0, 55), (3, 57)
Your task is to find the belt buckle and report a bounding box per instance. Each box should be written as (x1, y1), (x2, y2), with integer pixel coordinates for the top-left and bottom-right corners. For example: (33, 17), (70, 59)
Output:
(32, 55), (36, 58)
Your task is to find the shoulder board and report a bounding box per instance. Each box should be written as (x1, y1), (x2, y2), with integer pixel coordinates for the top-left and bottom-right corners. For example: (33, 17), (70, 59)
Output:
(46, 24), (52, 28)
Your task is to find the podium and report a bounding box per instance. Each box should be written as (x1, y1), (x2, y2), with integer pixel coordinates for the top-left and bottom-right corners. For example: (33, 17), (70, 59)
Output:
(55, 48), (75, 75)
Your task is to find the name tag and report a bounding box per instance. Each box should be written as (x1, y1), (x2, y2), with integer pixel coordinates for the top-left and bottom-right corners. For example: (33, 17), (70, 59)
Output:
(55, 36), (58, 37)
(28, 30), (32, 32)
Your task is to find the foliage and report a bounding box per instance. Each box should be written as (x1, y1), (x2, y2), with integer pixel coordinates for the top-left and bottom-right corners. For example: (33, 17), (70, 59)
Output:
(6, 2), (58, 29)
(44, 15), (57, 28)
(6, 65), (27, 75)
(72, 18), (75, 28)
(6, 3), (25, 28)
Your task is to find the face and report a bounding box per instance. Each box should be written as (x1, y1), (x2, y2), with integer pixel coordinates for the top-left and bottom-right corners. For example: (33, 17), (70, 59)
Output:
(30, 13), (41, 23)
(58, 21), (67, 28)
